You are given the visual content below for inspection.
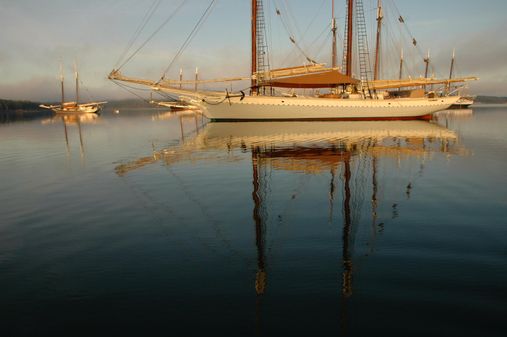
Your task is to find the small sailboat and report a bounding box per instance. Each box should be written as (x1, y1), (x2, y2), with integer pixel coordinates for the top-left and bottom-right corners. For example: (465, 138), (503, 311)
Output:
(149, 100), (199, 111)
(446, 49), (475, 109)
(40, 64), (107, 114)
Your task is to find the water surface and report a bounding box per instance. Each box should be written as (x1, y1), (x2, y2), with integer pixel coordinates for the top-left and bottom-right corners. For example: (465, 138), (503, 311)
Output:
(1, 107), (506, 336)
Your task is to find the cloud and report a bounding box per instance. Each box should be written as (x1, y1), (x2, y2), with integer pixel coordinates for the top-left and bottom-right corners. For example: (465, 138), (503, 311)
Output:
(0, 76), (58, 102)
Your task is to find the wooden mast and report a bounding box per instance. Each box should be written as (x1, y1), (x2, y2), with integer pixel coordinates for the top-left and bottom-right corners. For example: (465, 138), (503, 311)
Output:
(60, 63), (65, 108)
(74, 63), (79, 106)
(424, 50), (431, 79)
(399, 48), (404, 80)
(449, 48), (456, 80)
(448, 48), (456, 94)
(195, 67), (199, 92)
(332, 0), (337, 68)
(423, 49), (430, 91)
(345, 0), (354, 77)
(251, 0), (258, 95)
(373, 0), (383, 80)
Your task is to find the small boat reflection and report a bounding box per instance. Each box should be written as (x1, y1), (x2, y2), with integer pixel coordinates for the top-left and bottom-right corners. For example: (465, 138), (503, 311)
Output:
(151, 109), (201, 121)
(41, 112), (98, 154)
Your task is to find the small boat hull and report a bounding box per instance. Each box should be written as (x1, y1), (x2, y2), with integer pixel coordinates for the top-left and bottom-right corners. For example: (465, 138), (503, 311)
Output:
(51, 105), (102, 114)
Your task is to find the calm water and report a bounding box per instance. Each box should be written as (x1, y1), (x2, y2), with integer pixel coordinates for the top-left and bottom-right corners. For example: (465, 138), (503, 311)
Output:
(1, 107), (506, 336)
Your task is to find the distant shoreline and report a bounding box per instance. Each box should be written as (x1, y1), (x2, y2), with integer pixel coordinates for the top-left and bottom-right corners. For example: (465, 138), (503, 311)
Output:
(0, 98), (169, 122)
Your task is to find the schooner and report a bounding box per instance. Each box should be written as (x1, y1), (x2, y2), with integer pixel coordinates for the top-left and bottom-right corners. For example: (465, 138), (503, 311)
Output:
(109, 0), (477, 121)
(41, 64), (107, 114)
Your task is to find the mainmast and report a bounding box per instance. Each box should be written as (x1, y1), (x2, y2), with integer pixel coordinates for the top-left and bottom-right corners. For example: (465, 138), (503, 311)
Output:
(343, 0), (354, 77)
(373, 0), (383, 80)
(331, 0), (337, 68)
(251, 0), (257, 95)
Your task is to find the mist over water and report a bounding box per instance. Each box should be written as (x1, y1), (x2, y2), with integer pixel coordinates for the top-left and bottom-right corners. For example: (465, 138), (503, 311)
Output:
(0, 107), (506, 336)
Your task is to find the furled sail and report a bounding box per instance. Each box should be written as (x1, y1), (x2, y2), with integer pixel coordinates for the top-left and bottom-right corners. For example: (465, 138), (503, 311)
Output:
(369, 76), (478, 90)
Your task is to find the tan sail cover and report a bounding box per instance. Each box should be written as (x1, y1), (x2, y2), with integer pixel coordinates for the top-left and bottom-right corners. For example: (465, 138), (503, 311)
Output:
(267, 70), (359, 88)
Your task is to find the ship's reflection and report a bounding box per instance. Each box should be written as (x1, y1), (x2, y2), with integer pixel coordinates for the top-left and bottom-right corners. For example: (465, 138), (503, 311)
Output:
(114, 120), (466, 332)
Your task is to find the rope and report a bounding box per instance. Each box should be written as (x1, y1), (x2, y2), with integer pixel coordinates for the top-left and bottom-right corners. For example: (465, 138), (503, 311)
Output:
(116, 0), (188, 71)
(388, 0), (436, 75)
(110, 80), (152, 103)
(158, 0), (217, 83)
(202, 90), (245, 106)
(114, 0), (162, 69)
(273, 0), (318, 65)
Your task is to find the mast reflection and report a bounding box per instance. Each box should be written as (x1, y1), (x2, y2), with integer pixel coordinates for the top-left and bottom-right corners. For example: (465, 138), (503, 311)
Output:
(41, 112), (98, 154)
(113, 120), (467, 329)
(252, 148), (267, 296)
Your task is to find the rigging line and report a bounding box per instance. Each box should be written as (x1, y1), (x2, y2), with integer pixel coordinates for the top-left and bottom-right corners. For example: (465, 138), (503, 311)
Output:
(159, 0), (217, 82)
(313, 31), (333, 61)
(116, 0), (188, 71)
(300, 0), (327, 42)
(265, 172), (312, 263)
(114, 0), (162, 69)
(78, 79), (96, 102)
(308, 22), (333, 54)
(274, 0), (317, 64)
(119, 176), (248, 272)
(112, 79), (154, 93)
(388, 0), (428, 65)
(154, 90), (177, 101)
(282, 0), (303, 41)
(164, 164), (254, 267)
(110, 80), (152, 103)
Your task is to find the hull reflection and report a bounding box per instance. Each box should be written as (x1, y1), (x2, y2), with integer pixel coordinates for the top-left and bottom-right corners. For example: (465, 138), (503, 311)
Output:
(115, 121), (460, 176)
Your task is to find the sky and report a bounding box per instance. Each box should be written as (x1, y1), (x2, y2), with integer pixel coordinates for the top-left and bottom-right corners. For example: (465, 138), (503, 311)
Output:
(1, 0), (507, 102)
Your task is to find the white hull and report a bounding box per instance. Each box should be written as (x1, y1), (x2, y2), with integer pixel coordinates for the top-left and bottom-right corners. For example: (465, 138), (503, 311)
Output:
(449, 97), (474, 109)
(196, 95), (460, 121)
(40, 103), (104, 114)
(53, 105), (101, 114)
(152, 101), (199, 111)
